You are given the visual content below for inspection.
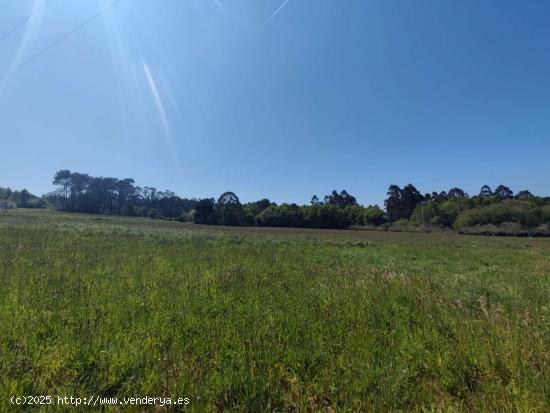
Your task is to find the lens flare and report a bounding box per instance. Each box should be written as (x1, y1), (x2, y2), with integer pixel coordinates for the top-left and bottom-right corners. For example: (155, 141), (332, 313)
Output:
(142, 61), (181, 172)
(0, 0), (45, 90)
(265, 0), (291, 24)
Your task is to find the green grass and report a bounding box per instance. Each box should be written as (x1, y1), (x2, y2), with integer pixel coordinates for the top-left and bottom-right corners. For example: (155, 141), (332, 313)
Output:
(1, 209), (549, 412)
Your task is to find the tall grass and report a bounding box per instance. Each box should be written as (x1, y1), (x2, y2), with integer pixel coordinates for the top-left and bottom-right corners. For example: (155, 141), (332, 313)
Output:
(1, 210), (549, 411)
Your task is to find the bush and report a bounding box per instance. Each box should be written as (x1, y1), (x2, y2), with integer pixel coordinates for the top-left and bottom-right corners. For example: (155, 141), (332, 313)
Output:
(303, 205), (351, 229)
(394, 218), (410, 226)
(431, 198), (472, 227)
(454, 200), (543, 230)
(363, 205), (386, 226)
(257, 204), (305, 227)
(410, 202), (438, 225)
(346, 205), (365, 226)
(216, 207), (244, 226)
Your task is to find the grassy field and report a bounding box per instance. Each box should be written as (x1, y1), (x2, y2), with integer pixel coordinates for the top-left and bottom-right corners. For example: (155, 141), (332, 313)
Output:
(0, 209), (549, 412)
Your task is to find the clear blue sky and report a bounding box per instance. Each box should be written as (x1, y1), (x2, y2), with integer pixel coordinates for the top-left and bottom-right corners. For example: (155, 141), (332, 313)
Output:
(1, 0), (549, 206)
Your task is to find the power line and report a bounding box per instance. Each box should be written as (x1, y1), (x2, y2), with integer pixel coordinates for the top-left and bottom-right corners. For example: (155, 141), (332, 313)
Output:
(0, 0), (54, 45)
(0, 0), (123, 82)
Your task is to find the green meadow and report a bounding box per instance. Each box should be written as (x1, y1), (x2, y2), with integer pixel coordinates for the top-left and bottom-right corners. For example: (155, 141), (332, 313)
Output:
(0, 209), (549, 412)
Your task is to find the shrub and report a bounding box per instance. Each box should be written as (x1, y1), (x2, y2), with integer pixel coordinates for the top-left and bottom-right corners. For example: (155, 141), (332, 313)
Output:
(257, 204), (305, 227)
(454, 200), (542, 229)
(363, 205), (386, 226)
(346, 205), (365, 226)
(303, 204), (351, 229)
(410, 202), (438, 225)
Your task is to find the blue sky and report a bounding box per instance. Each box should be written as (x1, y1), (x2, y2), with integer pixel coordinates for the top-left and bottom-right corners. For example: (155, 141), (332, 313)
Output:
(1, 0), (549, 206)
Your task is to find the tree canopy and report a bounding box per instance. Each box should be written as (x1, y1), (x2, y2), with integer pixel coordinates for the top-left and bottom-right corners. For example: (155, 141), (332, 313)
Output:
(6, 170), (549, 234)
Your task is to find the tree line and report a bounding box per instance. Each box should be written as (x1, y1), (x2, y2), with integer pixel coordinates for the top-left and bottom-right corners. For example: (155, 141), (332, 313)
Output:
(4, 170), (549, 233)
(384, 184), (550, 231)
(0, 187), (45, 209)
(43, 170), (197, 218)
